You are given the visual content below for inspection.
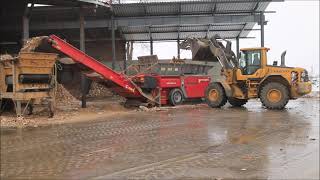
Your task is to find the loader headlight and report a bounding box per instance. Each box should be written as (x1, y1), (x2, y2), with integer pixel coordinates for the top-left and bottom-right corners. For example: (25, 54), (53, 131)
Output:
(291, 71), (298, 83)
(301, 70), (309, 82)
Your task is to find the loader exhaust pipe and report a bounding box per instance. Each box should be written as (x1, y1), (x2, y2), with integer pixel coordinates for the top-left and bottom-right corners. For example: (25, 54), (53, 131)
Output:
(281, 50), (287, 67)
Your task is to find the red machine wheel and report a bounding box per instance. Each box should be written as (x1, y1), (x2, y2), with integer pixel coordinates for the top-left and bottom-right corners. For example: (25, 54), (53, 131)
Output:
(169, 88), (184, 106)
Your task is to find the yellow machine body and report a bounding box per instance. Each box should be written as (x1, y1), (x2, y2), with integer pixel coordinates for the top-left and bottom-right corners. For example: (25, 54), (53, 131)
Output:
(224, 48), (312, 100)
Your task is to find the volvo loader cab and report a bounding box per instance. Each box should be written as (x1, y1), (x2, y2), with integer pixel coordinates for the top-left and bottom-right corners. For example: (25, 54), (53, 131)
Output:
(202, 36), (312, 109)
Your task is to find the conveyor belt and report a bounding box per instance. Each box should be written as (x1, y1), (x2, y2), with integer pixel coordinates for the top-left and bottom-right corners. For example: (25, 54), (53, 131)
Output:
(48, 35), (142, 98)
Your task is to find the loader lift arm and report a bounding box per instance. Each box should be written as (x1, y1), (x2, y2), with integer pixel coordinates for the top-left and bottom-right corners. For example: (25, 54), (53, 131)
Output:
(207, 34), (237, 71)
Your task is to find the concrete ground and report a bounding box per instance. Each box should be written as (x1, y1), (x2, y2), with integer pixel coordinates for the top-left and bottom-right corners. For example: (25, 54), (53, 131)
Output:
(1, 98), (319, 179)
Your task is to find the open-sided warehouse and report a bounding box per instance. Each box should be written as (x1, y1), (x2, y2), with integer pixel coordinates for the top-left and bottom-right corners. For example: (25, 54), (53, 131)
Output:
(1, 1), (318, 179)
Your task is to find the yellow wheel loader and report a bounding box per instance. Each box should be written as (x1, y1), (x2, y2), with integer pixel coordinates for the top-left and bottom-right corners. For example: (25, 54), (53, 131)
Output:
(188, 35), (312, 109)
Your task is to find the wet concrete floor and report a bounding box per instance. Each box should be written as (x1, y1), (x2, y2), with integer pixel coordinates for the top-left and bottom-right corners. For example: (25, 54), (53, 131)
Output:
(1, 98), (319, 179)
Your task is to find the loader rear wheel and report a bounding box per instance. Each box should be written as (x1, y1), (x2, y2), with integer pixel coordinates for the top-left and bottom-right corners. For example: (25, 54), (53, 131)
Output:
(260, 82), (289, 110)
(169, 88), (184, 106)
(205, 83), (227, 108)
(228, 98), (248, 107)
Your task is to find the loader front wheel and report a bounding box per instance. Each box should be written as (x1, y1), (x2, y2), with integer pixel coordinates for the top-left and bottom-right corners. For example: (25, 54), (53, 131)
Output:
(228, 98), (248, 107)
(205, 83), (227, 108)
(260, 82), (289, 110)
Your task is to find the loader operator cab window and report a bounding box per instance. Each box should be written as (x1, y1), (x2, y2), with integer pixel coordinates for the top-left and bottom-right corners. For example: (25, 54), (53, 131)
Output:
(239, 50), (261, 75)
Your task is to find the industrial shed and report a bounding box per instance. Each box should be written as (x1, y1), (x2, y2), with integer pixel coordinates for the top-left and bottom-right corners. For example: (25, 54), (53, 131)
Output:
(1, 0), (283, 64)
(0, 0), (283, 106)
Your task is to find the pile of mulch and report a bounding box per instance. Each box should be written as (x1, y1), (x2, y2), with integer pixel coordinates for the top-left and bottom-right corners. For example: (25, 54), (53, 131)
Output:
(0, 54), (14, 61)
(55, 84), (80, 105)
(87, 82), (113, 98)
(20, 36), (48, 52)
(55, 82), (125, 105)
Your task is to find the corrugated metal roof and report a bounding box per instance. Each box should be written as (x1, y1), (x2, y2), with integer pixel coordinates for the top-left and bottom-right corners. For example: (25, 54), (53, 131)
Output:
(112, 1), (272, 17)
(121, 22), (258, 41)
(112, 0), (281, 41)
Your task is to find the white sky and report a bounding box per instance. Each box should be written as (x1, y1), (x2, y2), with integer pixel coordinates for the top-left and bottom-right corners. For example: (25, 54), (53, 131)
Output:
(132, 1), (319, 76)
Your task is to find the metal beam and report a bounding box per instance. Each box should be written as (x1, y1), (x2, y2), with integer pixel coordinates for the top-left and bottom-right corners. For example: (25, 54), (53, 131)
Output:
(112, 0), (284, 5)
(236, 37), (240, 59)
(22, 3), (30, 45)
(253, 2), (260, 12)
(237, 23), (247, 38)
(22, 15), (29, 45)
(122, 30), (260, 40)
(115, 14), (261, 27)
(206, 24), (211, 38)
(79, 8), (85, 52)
(80, 6), (87, 109)
(124, 36), (256, 41)
(211, 2), (217, 15)
(31, 0), (110, 7)
(71, 36), (256, 42)
(260, 12), (265, 47)
(149, 27), (153, 55)
(78, 0), (111, 7)
(111, 15), (116, 70)
(123, 28), (261, 34)
(28, 14), (261, 30)
(177, 27), (180, 59)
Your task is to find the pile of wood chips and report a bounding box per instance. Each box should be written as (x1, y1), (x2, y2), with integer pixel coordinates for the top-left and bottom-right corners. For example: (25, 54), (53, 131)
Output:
(0, 54), (14, 61)
(88, 82), (113, 98)
(55, 84), (80, 105)
(20, 36), (48, 52)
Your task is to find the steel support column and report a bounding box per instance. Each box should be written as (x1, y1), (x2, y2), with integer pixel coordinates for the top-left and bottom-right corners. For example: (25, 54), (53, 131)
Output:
(260, 12), (265, 47)
(79, 6), (90, 108)
(111, 15), (116, 70)
(79, 9), (85, 52)
(22, 2), (34, 45)
(149, 27), (153, 55)
(123, 41), (127, 74)
(150, 39), (153, 55)
(22, 15), (29, 45)
(236, 37), (240, 59)
(177, 38), (180, 59)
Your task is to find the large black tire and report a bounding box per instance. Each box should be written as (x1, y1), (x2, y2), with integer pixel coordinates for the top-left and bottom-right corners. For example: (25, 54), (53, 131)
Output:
(260, 82), (289, 110)
(228, 98), (248, 107)
(205, 83), (227, 108)
(169, 88), (184, 106)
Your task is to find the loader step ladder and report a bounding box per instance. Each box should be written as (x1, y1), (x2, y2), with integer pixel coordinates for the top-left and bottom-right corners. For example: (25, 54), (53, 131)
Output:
(247, 80), (259, 97)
